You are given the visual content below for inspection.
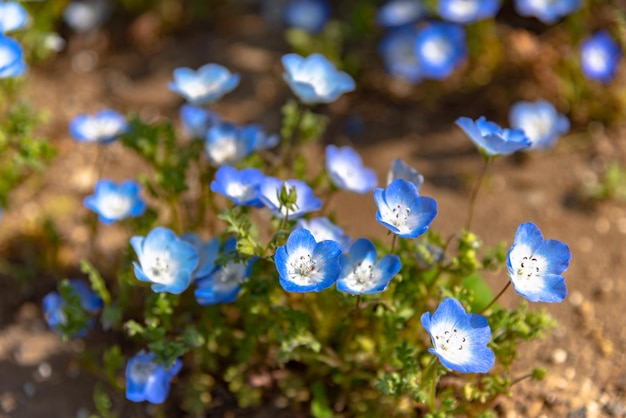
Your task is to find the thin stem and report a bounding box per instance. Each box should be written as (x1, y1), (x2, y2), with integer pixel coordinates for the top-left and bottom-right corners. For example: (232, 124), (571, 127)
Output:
(465, 157), (493, 231)
(342, 294), (363, 352)
(390, 234), (398, 254)
(480, 280), (511, 314)
(280, 208), (290, 231)
(425, 356), (439, 411)
(510, 372), (533, 387)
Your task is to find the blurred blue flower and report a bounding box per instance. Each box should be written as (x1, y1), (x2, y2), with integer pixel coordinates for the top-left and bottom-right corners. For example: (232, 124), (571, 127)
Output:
(258, 177), (322, 219)
(376, 0), (426, 28)
(374, 179), (437, 238)
(421, 298), (495, 373)
(0, 35), (25, 78)
(337, 238), (401, 295)
(194, 238), (253, 305)
(378, 27), (422, 83)
(456, 116), (531, 156)
(130, 227), (199, 294)
(296, 217), (352, 252)
(0, 2), (28, 33)
(282, 53), (355, 104)
(180, 233), (220, 281)
(387, 158), (424, 190)
(506, 222), (571, 303)
(509, 100), (570, 150)
(438, 0), (500, 24)
(169, 63), (240, 105)
(245, 123), (280, 151)
(69, 109), (128, 144)
(126, 351), (182, 404)
(84, 179), (146, 224)
(63, 0), (112, 33)
(42, 280), (103, 338)
(211, 165), (266, 207)
(284, 0), (330, 33)
(179, 104), (220, 140)
(580, 31), (622, 84)
(326, 145), (377, 194)
(205, 122), (277, 166)
(275, 228), (342, 292)
(414, 22), (467, 80)
(514, 0), (581, 24)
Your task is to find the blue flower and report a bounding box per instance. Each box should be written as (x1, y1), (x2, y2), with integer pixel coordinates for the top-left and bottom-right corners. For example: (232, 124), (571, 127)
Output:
(421, 298), (495, 373)
(180, 233), (220, 281)
(42, 280), (103, 338)
(378, 27), (422, 83)
(204, 122), (254, 166)
(296, 217), (352, 252)
(169, 63), (240, 105)
(509, 100), (570, 151)
(0, 35), (25, 78)
(130, 227), (199, 294)
(506, 222), (571, 303)
(258, 177), (322, 219)
(126, 351), (182, 404)
(0, 2), (28, 33)
(374, 179), (437, 238)
(194, 238), (253, 305)
(438, 0), (500, 24)
(84, 179), (146, 224)
(282, 53), (356, 104)
(275, 228), (342, 292)
(69, 109), (128, 144)
(63, 0), (111, 33)
(179, 104), (220, 140)
(580, 31), (622, 84)
(245, 123), (280, 151)
(514, 0), (581, 24)
(210, 165), (266, 207)
(414, 22), (467, 80)
(284, 0), (330, 33)
(337, 238), (401, 295)
(456, 116), (531, 156)
(376, 0), (426, 28)
(387, 158), (424, 190)
(326, 145), (377, 194)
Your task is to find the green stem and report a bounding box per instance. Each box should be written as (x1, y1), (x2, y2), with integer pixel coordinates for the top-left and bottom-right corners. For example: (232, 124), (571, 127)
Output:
(390, 234), (398, 254)
(425, 356), (439, 411)
(510, 372), (533, 387)
(465, 157), (493, 232)
(480, 280), (511, 314)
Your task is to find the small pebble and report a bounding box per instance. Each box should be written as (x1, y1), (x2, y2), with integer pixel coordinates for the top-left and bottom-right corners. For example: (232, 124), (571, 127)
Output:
(552, 348), (568, 364)
(37, 362), (52, 379)
(569, 291), (584, 308)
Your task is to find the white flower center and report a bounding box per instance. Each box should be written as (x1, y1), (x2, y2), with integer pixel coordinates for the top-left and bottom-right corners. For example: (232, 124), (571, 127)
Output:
(520, 112), (552, 143)
(391, 203), (411, 228)
(433, 325), (469, 354)
(98, 194), (133, 220)
(0, 44), (17, 67)
(225, 182), (253, 201)
(208, 136), (239, 165)
(344, 261), (381, 292)
(287, 249), (322, 286)
(145, 253), (177, 285)
(129, 360), (158, 384)
(448, 0), (479, 18)
(516, 255), (542, 280)
(420, 37), (452, 66)
(293, 70), (332, 96)
(182, 79), (220, 102)
(585, 46), (609, 72)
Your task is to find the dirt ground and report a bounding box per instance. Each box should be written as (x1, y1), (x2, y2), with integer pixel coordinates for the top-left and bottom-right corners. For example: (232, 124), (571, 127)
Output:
(1, 11), (626, 418)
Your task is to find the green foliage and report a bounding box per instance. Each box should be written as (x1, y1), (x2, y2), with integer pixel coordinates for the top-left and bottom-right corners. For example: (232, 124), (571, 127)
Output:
(582, 161), (626, 203)
(56, 279), (92, 340)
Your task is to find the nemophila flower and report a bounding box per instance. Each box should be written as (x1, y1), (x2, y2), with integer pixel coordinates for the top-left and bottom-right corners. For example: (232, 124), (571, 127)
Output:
(126, 351), (182, 404)
(284, 0), (330, 34)
(414, 22), (467, 80)
(337, 238), (401, 295)
(245, 123), (280, 151)
(438, 0), (500, 24)
(514, 0), (581, 24)
(506, 222), (571, 303)
(456, 116), (531, 156)
(84, 179), (146, 224)
(211, 165), (265, 207)
(180, 233), (220, 281)
(258, 177), (322, 219)
(421, 298), (494, 373)
(0, 2), (28, 33)
(296, 217), (352, 252)
(326, 145), (377, 194)
(374, 179), (437, 238)
(130, 227), (199, 294)
(169, 63), (240, 105)
(275, 228), (342, 292)
(580, 31), (622, 84)
(378, 27), (422, 83)
(69, 110), (128, 144)
(205, 122), (254, 166)
(509, 100), (570, 151)
(42, 280), (103, 338)
(282, 53), (356, 104)
(387, 158), (424, 190)
(179, 104), (220, 140)
(195, 238), (253, 305)
(63, 0), (111, 33)
(376, 0), (426, 28)
(0, 35), (25, 78)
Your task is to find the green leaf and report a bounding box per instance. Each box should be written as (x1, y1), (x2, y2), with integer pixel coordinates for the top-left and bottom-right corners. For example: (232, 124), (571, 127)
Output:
(80, 259), (111, 305)
(461, 274), (494, 312)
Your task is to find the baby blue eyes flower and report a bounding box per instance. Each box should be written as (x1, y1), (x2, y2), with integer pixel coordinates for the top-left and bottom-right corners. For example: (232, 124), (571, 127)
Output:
(0, 2), (28, 33)
(180, 233), (220, 281)
(42, 280), (103, 338)
(179, 104), (220, 140)
(211, 165), (266, 207)
(438, 0), (501, 24)
(414, 22), (467, 80)
(580, 31), (622, 84)
(296, 217), (352, 252)
(126, 351), (182, 404)
(378, 27), (422, 83)
(0, 35), (26, 78)
(514, 0), (582, 24)
(205, 122), (278, 166)
(506, 222), (571, 303)
(374, 179), (437, 239)
(284, 0), (330, 34)
(387, 158), (424, 190)
(69, 109), (128, 144)
(376, 0), (426, 28)
(326, 145), (377, 194)
(258, 177), (322, 219)
(169, 63), (240, 105)
(421, 298), (495, 373)
(337, 238), (401, 295)
(456, 116), (531, 156)
(275, 228), (342, 292)
(282, 53), (356, 104)
(84, 179), (146, 224)
(509, 100), (570, 151)
(130, 227), (199, 294)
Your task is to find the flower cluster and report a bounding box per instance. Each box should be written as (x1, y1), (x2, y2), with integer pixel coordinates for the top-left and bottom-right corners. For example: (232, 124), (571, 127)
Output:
(0, 1), (28, 79)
